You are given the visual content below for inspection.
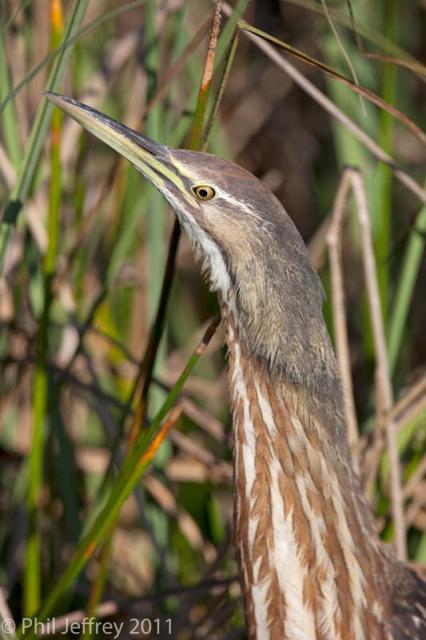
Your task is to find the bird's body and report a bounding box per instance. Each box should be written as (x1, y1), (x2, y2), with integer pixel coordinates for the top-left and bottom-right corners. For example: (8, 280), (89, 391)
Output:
(45, 93), (426, 640)
(225, 300), (425, 640)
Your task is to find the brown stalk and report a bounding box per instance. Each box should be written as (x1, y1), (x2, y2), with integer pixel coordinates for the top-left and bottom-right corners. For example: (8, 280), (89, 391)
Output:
(386, 375), (426, 427)
(363, 376), (426, 500)
(189, 1), (223, 150)
(307, 216), (331, 270)
(326, 170), (359, 468)
(362, 427), (385, 500)
(202, 29), (239, 149)
(0, 142), (16, 189)
(349, 169), (406, 560)
(318, 163), (406, 559)
(144, 475), (208, 553)
(403, 458), (426, 501)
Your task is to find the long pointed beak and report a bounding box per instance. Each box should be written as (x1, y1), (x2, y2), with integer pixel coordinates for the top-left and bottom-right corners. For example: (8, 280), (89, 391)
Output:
(42, 92), (179, 193)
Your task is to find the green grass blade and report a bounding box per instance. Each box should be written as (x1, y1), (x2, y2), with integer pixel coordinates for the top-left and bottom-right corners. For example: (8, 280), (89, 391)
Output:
(0, 0), (89, 271)
(374, 1), (398, 324)
(0, 1), (147, 114)
(25, 1), (65, 616)
(388, 197), (426, 373)
(0, 33), (21, 168)
(144, 0), (166, 320)
(416, 533), (426, 563)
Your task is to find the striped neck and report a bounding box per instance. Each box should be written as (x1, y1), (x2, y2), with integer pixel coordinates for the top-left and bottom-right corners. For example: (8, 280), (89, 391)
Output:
(224, 303), (393, 640)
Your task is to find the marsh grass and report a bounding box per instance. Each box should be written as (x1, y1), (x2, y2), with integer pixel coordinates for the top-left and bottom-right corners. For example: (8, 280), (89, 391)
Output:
(0, 1), (425, 637)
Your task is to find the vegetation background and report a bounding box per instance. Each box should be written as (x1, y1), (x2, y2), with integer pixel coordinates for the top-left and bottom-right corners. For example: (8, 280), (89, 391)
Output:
(0, 0), (425, 638)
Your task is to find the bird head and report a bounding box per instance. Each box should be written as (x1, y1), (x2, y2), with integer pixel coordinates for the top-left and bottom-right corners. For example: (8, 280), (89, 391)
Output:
(44, 93), (341, 404)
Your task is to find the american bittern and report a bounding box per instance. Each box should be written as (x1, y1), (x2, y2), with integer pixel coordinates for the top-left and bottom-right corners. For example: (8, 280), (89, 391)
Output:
(44, 93), (426, 640)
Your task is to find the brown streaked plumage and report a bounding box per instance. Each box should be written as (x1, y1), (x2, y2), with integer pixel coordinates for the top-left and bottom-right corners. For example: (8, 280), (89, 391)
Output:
(44, 92), (426, 640)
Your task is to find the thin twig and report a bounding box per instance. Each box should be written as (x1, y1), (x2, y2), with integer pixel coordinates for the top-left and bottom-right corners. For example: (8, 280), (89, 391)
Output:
(343, 0), (426, 79)
(284, 0), (425, 80)
(385, 374), (426, 427)
(403, 457), (426, 501)
(142, 12), (212, 121)
(239, 21), (426, 146)
(363, 375), (426, 495)
(225, 4), (426, 205)
(320, 0), (362, 93)
(35, 577), (238, 635)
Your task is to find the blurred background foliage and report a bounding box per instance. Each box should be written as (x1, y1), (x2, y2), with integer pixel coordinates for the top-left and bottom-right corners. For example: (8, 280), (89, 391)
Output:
(0, 1), (425, 638)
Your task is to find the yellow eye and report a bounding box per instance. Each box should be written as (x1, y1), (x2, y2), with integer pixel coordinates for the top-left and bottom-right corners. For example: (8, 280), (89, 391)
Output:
(192, 185), (216, 201)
